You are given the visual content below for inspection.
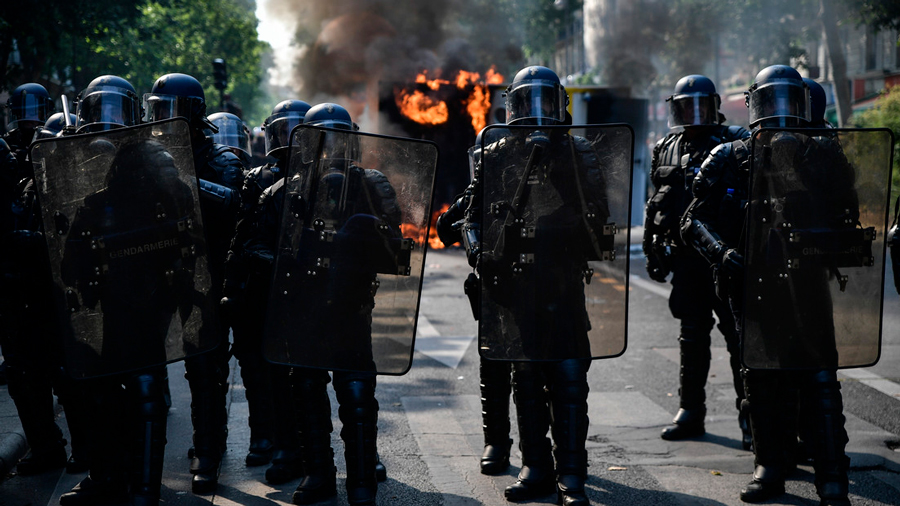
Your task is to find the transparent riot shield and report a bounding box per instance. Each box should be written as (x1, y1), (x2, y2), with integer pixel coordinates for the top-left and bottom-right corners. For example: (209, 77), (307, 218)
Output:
(478, 124), (634, 361)
(263, 125), (438, 375)
(30, 118), (217, 379)
(742, 127), (894, 370)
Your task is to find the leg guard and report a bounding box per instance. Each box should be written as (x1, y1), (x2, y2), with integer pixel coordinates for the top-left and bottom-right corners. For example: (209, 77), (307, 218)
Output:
(676, 319), (713, 410)
(238, 349), (275, 466)
(291, 369), (336, 505)
(807, 370), (850, 503)
(265, 364), (303, 484)
(479, 358), (512, 475)
(56, 377), (93, 473)
(127, 370), (168, 506)
(232, 322), (276, 466)
(59, 377), (129, 506)
(6, 361), (67, 475)
(505, 363), (555, 503)
(335, 373), (379, 506)
(740, 370), (790, 503)
(661, 319), (711, 441)
(184, 346), (230, 493)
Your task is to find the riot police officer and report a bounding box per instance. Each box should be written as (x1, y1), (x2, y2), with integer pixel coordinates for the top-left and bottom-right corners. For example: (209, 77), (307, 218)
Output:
(643, 75), (750, 445)
(33, 112), (77, 141)
(222, 100), (310, 475)
(57, 74), (174, 506)
(681, 65), (854, 505)
(209, 111), (253, 170)
(454, 66), (619, 506)
(1, 120), (70, 478)
(4, 83), (53, 178)
(436, 127), (514, 476)
(143, 72), (244, 493)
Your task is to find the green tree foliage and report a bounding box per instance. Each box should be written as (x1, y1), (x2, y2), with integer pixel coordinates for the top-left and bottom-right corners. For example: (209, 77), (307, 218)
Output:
(0, 0), (144, 94)
(0, 0), (268, 126)
(855, 86), (900, 188)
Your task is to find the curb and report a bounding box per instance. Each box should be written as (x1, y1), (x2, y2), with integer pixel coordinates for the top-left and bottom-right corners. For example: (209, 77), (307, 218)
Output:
(0, 427), (27, 478)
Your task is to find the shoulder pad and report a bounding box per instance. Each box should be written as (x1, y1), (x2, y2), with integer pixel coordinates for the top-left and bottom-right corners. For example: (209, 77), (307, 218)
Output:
(693, 142), (735, 198)
(724, 124), (751, 141)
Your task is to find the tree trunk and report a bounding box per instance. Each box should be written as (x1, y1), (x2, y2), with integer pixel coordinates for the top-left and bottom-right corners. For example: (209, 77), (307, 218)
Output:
(820, 0), (852, 126)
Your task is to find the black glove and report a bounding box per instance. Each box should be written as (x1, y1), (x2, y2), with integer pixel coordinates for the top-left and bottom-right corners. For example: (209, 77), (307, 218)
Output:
(719, 248), (744, 278)
(644, 235), (671, 283)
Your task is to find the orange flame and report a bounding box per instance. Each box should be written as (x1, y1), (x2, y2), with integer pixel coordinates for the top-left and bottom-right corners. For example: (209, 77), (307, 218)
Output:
(399, 203), (452, 250)
(395, 66), (504, 135)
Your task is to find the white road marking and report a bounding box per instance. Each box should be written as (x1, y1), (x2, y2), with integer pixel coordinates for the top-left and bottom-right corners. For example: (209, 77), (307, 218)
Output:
(415, 314), (475, 369)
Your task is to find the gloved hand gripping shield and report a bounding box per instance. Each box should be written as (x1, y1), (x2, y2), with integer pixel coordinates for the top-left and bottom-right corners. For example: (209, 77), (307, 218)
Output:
(263, 125), (439, 375)
(478, 124), (634, 361)
(742, 127), (894, 370)
(30, 118), (217, 379)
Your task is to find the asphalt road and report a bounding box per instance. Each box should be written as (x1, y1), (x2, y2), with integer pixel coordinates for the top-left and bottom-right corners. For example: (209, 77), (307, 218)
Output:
(1, 245), (899, 506)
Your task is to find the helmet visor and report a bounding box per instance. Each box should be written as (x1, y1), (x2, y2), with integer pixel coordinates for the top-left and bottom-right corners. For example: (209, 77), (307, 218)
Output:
(212, 116), (251, 157)
(505, 81), (566, 125)
(264, 115), (304, 156)
(143, 94), (200, 122)
(76, 90), (140, 133)
(748, 82), (810, 126)
(668, 94), (719, 127)
(8, 94), (53, 132)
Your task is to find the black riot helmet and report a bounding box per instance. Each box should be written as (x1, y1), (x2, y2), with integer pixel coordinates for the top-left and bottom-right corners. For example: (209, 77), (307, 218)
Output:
(263, 100), (311, 158)
(667, 75), (721, 128)
(209, 112), (252, 161)
(802, 78), (828, 127)
(505, 66), (568, 126)
(143, 73), (211, 131)
(303, 102), (359, 163)
(34, 112), (77, 141)
(75, 75), (142, 134)
(745, 65), (810, 128)
(6, 83), (54, 138)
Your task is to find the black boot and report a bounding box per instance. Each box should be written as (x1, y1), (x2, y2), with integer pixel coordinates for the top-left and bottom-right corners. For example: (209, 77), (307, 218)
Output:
(15, 439), (67, 476)
(740, 464), (786, 503)
(336, 376), (379, 506)
(129, 372), (168, 506)
(505, 363), (555, 503)
(660, 407), (705, 440)
(265, 449), (303, 484)
(292, 371), (337, 505)
(246, 438), (274, 467)
(661, 330), (710, 440)
(479, 359), (512, 475)
(557, 474), (589, 506)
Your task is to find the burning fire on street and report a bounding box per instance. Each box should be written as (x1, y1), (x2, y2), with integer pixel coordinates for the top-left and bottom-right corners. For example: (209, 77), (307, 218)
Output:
(401, 203), (452, 250)
(394, 67), (503, 135)
(389, 67), (504, 249)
